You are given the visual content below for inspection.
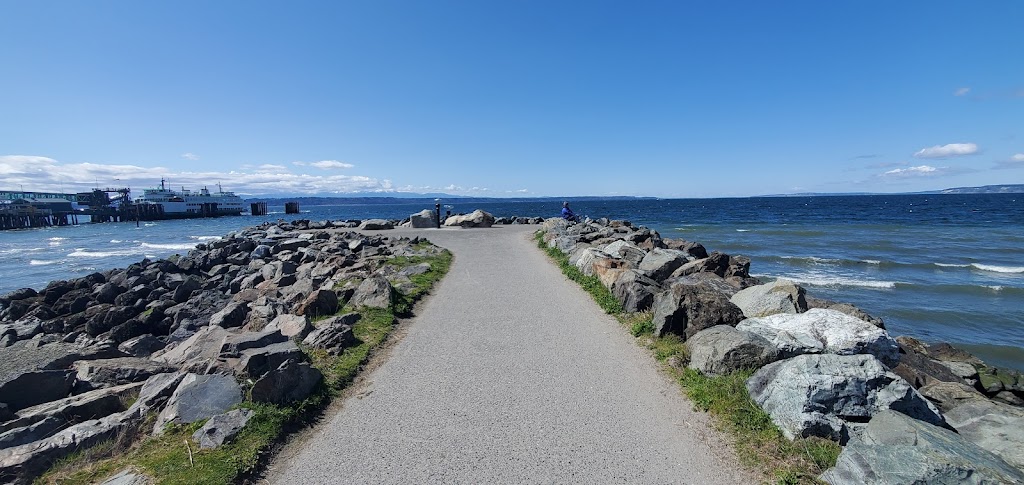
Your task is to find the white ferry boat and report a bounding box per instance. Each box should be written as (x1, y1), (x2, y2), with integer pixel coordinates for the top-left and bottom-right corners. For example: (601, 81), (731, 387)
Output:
(134, 179), (245, 217)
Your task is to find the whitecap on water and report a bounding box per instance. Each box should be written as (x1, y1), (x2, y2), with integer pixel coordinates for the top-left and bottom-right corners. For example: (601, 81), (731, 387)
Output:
(189, 236), (221, 241)
(29, 260), (59, 266)
(140, 242), (198, 251)
(68, 248), (143, 258)
(935, 263), (971, 268)
(972, 264), (1024, 274)
(774, 272), (897, 289)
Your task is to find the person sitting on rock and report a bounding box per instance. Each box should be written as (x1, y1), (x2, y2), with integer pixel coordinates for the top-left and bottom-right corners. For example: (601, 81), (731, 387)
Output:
(561, 201), (580, 222)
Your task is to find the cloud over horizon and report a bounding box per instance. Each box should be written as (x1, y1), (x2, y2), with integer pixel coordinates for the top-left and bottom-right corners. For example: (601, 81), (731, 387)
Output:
(0, 155), (393, 196)
(882, 165), (941, 177)
(913, 143), (979, 159)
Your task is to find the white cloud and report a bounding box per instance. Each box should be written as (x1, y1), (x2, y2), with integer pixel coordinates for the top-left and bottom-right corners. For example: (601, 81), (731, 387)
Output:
(883, 165), (941, 177)
(0, 155), (393, 196)
(913, 143), (978, 159)
(181, 152), (199, 161)
(310, 160), (354, 170)
(1014, 154), (1024, 162)
(954, 87), (970, 96)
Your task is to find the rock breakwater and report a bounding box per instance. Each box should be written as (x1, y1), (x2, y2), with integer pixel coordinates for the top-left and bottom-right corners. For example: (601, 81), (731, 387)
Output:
(540, 216), (1024, 482)
(0, 218), (451, 483)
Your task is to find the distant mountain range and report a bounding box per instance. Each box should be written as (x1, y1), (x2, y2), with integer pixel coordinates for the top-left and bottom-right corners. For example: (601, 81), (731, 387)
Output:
(246, 194), (655, 204)
(764, 184), (1024, 197)
(933, 184), (1024, 194)
(244, 185), (1024, 203)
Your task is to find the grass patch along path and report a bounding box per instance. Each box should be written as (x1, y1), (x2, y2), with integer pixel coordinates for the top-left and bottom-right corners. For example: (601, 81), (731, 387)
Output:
(267, 224), (752, 483)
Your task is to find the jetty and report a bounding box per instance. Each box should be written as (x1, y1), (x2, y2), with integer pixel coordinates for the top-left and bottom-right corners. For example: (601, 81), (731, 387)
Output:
(0, 215), (1021, 483)
(268, 224), (749, 483)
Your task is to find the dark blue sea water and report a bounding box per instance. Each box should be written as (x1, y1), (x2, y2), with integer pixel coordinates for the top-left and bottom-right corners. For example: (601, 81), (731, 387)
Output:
(1, 194), (1022, 370)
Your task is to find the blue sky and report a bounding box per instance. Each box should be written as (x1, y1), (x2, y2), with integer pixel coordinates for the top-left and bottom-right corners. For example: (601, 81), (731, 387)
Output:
(1, 1), (1022, 198)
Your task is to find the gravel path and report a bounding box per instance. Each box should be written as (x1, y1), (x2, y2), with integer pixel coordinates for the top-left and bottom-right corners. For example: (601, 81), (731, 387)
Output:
(266, 225), (752, 484)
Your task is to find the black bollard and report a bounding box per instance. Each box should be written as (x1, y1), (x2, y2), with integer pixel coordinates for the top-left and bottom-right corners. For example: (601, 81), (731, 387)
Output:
(435, 202), (441, 228)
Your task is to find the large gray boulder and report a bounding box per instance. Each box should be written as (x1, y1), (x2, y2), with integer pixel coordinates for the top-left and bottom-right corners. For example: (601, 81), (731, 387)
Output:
(650, 282), (744, 339)
(264, 313), (314, 340)
(235, 341), (304, 380)
(601, 240), (647, 267)
(944, 398), (1024, 471)
(609, 270), (661, 313)
(638, 248), (689, 282)
(153, 325), (230, 372)
(349, 275), (393, 309)
(0, 373), (183, 482)
(568, 248), (613, 276)
(918, 381), (986, 413)
(250, 360), (322, 405)
(408, 209), (437, 228)
(73, 357), (176, 391)
(687, 326), (780, 376)
(0, 339), (122, 410)
(302, 313), (359, 354)
(821, 410), (1024, 484)
(191, 408), (255, 450)
(805, 295), (885, 329)
(443, 209), (495, 228)
(294, 289), (339, 318)
(219, 329), (287, 357)
(209, 301), (251, 328)
(359, 219), (394, 230)
(736, 308), (900, 367)
(153, 373), (242, 434)
(729, 279), (807, 318)
(747, 354), (946, 443)
(0, 382), (142, 448)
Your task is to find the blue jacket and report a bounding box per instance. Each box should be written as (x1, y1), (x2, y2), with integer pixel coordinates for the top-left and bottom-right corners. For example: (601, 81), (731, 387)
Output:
(561, 207), (576, 220)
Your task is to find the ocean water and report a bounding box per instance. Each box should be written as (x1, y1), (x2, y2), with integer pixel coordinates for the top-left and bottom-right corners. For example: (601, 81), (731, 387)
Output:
(1, 194), (1022, 370)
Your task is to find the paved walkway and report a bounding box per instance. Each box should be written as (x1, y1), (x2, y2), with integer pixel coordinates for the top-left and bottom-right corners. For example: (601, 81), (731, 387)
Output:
(266, 225), (751, 484)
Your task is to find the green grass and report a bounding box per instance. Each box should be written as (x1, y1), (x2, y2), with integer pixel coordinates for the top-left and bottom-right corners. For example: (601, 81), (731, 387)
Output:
(38, 246), (453, 485)
(534, 233), (622, 314)
(535, 229), (840, 484)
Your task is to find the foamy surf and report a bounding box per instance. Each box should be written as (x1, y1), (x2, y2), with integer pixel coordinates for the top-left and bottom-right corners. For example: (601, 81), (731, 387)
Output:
(30, 260), (59, 266)
(140, 242), (198, 251)
(972, 264), (1024, 274)
(68, 248), (145, 258)
(770, 274), (897, 289)
(190, 236), (222, 241)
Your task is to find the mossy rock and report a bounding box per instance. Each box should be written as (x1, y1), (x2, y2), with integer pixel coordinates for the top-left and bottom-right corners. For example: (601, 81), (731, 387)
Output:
(976, 365), (1020, 393)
